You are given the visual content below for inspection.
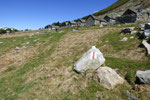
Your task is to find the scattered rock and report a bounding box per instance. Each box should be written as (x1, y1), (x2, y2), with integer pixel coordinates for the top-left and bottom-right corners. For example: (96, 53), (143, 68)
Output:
(142, 40), (150, 56)
(138, 24), (145, 30)
(73, 29), (78, 32)
(22, 46), (27, 49)
(0, 42), (3, 44)
(122, 28), (131, 34)
(100, 24), (103, 28)
(26, 42), (30, 45)
(136, 31), (145, 39)
(94, 66), (124, 89)
(59, 31), (64, 33)
(145, 23), (150, 30)
(120, 37), (128, 42)
(122, 27), (135, 34)
(74, 46), (105, 73)
(128, 27), (135, 31)
(130, 36), (134, 39)
(144, 30), (150, 39)
(16, 46), (20, 50)
(136, 70), (150, 85)
(125, 92), (137, 100)
(131, 31), (137, 35)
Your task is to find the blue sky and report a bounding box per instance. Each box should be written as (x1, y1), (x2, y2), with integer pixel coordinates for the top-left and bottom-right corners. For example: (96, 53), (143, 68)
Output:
(0, 0), (117, 30)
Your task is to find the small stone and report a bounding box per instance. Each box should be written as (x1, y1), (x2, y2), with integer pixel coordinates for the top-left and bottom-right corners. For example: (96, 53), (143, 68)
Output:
(16, 47), (20, 50)
(22, 46), (27, 49)
(120, 37), (128, 42)
(131, 31), (137, 35)
(73, 29), (78, 32)
(130, 36), (134, 39)
(0, 42), (3, 44)
(125, 92), (137, 100)
(26, 42), (30, 45)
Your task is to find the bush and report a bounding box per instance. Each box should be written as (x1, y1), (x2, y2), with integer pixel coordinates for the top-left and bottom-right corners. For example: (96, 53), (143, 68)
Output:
(0, 29), (6, 34)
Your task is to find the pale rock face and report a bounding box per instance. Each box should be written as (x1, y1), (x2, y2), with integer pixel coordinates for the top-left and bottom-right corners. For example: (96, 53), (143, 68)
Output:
(94, 66), (124, 89)
(74, 46), (105, 73)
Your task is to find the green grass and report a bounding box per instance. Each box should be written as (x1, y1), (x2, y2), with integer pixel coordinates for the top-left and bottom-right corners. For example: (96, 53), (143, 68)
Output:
(0, 33), (55, 55)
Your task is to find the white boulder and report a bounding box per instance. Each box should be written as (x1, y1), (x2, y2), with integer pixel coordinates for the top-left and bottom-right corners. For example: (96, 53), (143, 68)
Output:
(74, 46), (105, 73)
(94, 66), (124, 89)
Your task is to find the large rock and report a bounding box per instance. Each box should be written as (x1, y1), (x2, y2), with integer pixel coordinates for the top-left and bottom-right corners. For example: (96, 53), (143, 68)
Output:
(145, 23), (150, 30)
(142, 40), (150, 56)
(136, 70), (150, 85)
(94, 66), (124, 89)
(74, 46), (105, 73)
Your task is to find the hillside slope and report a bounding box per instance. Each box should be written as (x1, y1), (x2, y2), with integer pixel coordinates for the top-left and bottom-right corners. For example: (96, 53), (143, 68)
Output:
(83, 0), (150, 19)
(0, 24), (150, 99)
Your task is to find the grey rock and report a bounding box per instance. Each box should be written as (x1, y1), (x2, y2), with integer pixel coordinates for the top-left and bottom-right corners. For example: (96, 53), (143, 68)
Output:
(144, 30), (150, 38)
(74, 46), (105, 73)
(0, 42), (3, 44)
(73, 29), (78, 32)
(136, 70), (150, 85)
(122, 28), (131, 34)
(142, 40), (150, 56)
(22, 46), (27, 49)
(130, 36), (134, 39)
(94, 66), (124, 89)
(16, 47), (20, 50)
(26, 42), (30, 45)
(138, 24), (145, 30)
(120, 37), (128, 42)
(145, 23), (150, 30)
(125, 92), (137, 100)
(131, 31), (137, 35)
